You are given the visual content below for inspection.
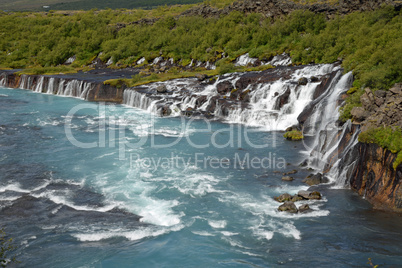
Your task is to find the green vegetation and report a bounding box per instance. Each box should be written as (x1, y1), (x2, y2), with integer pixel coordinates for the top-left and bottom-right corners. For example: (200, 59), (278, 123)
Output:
(358, 126), (402, 169)
(339, 83), (365, 122)
(284, 130), (304, 141)
(0, 229), (17, 267)
(0, 5), (400, 91)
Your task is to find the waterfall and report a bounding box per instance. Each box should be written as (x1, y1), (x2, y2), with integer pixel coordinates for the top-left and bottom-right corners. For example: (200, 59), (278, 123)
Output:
(80, 82), (93, 100)
(0, 74), (5, 87)
(225, 64), (341, 130)
(123, 89), (160, 113)
(19, 74), (31, 89)
(34, 77), (44, 93)
(302, 71), (358, 186)
(46, 78), (55, 94)
(57, 80), (66, 95)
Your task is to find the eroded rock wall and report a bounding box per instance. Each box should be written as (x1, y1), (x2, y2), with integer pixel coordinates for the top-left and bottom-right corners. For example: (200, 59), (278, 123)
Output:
(349, 142), (402, 212)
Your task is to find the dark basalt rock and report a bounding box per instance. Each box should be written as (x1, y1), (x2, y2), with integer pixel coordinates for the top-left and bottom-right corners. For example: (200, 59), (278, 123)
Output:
(216, 81), (234, 95)
(298, 77), (308, 86)
(274, 88), (291, 110)
(278, 201), (298, 213)
(297, 190), (322, 200)
(274, 193), (292, 202)
(298, 204), (311, 213)
(302, 173), (328, 186)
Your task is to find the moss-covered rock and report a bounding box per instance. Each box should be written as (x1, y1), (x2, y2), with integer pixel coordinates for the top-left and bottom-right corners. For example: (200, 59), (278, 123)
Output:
(284, 130), (304, 141)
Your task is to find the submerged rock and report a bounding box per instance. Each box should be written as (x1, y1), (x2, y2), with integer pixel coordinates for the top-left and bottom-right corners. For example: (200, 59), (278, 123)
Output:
(283, 169), (298, 175)
(282, 176), (294, 181)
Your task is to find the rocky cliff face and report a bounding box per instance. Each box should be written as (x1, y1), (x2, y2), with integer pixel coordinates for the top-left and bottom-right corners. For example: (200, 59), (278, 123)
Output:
(349, 142), (402, 212)
(344, 83), (402, 212)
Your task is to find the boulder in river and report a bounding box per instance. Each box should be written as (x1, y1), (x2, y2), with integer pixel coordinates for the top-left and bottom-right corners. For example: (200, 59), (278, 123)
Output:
(274, 193), (292, 202)
(278, 201), (298, 213)
(298, 204), (311, 213)
(156, 85), (168, 93)
(297, 190), (322, 200)
(302, 173), (328, 186)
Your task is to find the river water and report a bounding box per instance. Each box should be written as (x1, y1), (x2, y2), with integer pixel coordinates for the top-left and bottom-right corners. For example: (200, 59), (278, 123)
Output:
(1, 86), (402, 267)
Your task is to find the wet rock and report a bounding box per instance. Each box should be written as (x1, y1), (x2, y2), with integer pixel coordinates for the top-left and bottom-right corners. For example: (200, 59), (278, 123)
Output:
(282, 176), (294, 182)
(161, 106), (172, 116)
(274, 88), (291, 110)
(216, 81), (234, 95)
(283, 169), (298, 175)
(299, 160), (308, 167)
(302, 173), (327, 186)
(291, 195), (304, 202)
(156, 85), (167, 93)
(298, 204), (311, 213)
(239, 89), (250, 102)
(274, 193), (292, 202)
(297, 190), (322, 200)
(278, 201), (298, 213)
(310, 76), (319, 82)
(298, 77), (308, 86)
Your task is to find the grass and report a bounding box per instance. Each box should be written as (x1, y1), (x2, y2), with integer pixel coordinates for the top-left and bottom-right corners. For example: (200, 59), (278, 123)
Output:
(15, 66), (93, 75)
(358, 126), (402, 169)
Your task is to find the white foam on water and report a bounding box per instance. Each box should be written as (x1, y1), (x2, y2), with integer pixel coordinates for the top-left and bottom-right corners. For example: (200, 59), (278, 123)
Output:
(208, 220), (227, 229)
(221, 231), (239, 237)
(93, 152), (116, 160)
(91, 169), (183, 227)
(31, 190), (118, 213)
(192, 231), (216, 237)
(74, 224), (185, 242)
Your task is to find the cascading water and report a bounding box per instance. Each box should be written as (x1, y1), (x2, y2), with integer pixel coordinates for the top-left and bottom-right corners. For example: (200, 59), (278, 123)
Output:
(123, 89), (160, 113)
(7, 73), (95, 101)
(302, 71), (360, 186)
(46, 77), (55, 94)
(122, 64), (343, 130)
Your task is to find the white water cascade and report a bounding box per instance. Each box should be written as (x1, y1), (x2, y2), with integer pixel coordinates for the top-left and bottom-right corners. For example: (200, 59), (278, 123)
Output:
(14, 74), (94, 100)
(123, 89), (160, 113)
(224, 64), (341, 130)
(302, 71), (360, 186)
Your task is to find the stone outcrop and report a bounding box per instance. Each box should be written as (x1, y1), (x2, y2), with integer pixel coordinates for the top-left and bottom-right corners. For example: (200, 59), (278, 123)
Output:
(352, 84), (402, 132)
(180, 0), (401, 20)
(349, 142), (402, 212)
